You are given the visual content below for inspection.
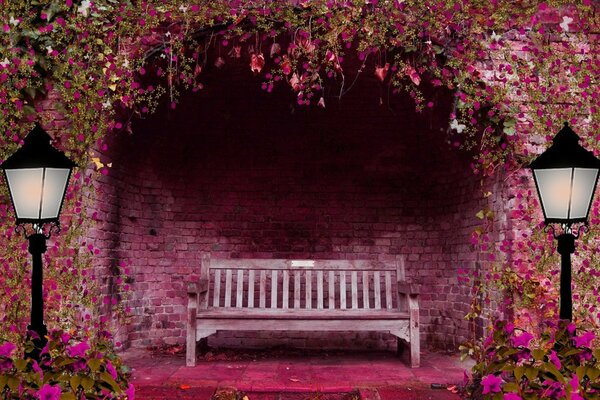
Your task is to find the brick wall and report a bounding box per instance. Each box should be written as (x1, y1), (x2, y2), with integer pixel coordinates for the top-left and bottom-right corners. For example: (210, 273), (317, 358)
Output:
(89, 62), (496, 351)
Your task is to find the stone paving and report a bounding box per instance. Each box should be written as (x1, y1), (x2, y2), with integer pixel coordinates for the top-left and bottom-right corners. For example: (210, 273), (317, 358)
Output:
(121, 348), (473, 399)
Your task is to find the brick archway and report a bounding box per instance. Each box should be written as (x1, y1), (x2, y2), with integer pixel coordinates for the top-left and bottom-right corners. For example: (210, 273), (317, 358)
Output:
(92, 59), (492, 352)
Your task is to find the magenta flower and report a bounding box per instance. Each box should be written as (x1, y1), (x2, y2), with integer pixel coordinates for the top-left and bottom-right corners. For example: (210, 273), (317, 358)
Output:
(66, 341), (90, 358)
(0, 342), (16, 357)
(106, 360), (118, 380)
(548, 350), (561, 369)
(573, 331), (595, 348)
(503, 393), (522, 400)
(37, 384), (61, 400)
(512, 331), (534, 347)
(482, 374), (503, 394)
(126, 383), (135, 399)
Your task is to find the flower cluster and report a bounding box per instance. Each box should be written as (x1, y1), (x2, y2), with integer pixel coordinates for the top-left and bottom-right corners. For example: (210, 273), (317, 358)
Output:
(0, 329), (133, 399)
(461, 320), (600, 399)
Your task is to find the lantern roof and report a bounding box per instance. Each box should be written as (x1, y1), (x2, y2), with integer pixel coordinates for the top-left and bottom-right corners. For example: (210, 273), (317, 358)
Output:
(1, 123), (77, 170)
(530, 122), (600, 170)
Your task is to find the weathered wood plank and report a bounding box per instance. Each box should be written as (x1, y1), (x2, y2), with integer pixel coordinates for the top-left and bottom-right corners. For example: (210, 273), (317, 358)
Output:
(271, 270), (278, 309)
(282, 270), (289, 309)
(328, 270), (335, 310)
(213, 269), (221, 307)
(306, 271), (312, 309)
(317, 271), (324, 310)
(209, 259), (395, 270)
(293, 271), (301, 308)
(362, 271), (370, 309)
(259, 270), (266, 308)
(339, 270), (346, 309)
(385, 271), (393, 310)
(236, 269), (244, 308)
(197, 308), (410, 319)
(374, 271), (381, 310)
(224, 269), (232, 308)
(351, 271), (358, 309)
(248, 270), (255, 308)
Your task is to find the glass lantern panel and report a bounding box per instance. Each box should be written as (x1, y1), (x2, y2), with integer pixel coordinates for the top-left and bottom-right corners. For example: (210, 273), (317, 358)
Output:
(40, 168), (70, 219)
(569, 168), (599, 219)
(533, 168), (572, 220)
(4, 168), (44, 219)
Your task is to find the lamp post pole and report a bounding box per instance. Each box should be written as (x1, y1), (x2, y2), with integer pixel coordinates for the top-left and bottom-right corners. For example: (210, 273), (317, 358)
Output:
(27, 232), (48, 360)
(556, 232), (575, 321)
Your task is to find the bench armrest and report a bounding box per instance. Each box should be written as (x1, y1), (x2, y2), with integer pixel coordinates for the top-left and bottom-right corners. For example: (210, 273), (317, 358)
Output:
(187, 278), (209, 295)
(397, 282), (420, 295)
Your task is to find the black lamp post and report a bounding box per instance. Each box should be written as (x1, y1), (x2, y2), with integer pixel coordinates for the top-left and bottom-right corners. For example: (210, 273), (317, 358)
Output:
(0, 123), (76, 360)
(530, 122), (600, 321)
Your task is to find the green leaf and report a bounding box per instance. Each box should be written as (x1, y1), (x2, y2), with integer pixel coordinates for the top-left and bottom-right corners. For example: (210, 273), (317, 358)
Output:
(7, 376), (19, 391)
(503, 382), (519, 392)
(525, 366), (538, 381)
(14, 359), (28, 371)
(532, 349), (545, 361)
(70, 375), (81, 391)
(476, 210), (485, 219)
(81, 376), (94, 391)
(100, 372), (122, 393)
(514, 366), (525, 382)
(576, 365), (586, 380)
(60, 393), (77, 400)
(87, 358), (101, 372)
(587, 367), (600, 381)
(0, 374), (7, 389)
(542, 362), (564, 382)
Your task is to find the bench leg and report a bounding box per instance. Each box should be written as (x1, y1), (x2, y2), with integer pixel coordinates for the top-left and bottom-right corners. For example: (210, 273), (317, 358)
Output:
(186, 319), (197, 367)
(409, 318), (420, 368)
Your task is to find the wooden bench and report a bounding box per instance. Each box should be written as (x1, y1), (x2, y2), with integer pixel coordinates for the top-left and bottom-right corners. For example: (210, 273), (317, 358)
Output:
(186, 256), (420, 367)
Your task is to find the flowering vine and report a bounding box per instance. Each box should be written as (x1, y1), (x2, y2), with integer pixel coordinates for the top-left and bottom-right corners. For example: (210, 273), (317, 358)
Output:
(0, 1), (598, 345)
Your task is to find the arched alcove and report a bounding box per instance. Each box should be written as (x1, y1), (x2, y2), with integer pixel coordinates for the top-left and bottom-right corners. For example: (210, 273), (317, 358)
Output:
(93, 60), (489, 351)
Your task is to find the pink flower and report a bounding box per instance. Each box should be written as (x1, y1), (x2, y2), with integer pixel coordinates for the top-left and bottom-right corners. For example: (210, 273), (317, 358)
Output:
(573, 331), (594, 348)
(549, 350), (561, 369)
(67, 341), (90, 358)
(503, 393), (522, 400)
(481, 374), (503, 394)
(0, 342), (16, 357)
(512, 331), (533, 347)
(125, 383), (135, 399)
(37, 384), (61, 400)
(106, 360), (117, 380)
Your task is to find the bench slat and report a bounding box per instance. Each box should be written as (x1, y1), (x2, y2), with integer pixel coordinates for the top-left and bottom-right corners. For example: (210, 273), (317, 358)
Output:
(306, 271), (312, 309)
(271, 270), (278, 309)
(282, 270), (289, 309)
(351, 271), (358, 309)
(362, 271), (370, 309)
(207, 259), (396, 270)
(374, 271), (381, 309)
(225, 269), (232, 308)
(248, 270), (255, 308)
(236, 269), (244, 308)
(328, 271), (335, 310)
(293, 271), (301, 308)
(385, 271), (392, 309)
(198, 308), (410, 319)
(213, 269), (221, 307)
(339, 270), (346, 309)
(259, 270), (266, 308)
(317, 271), (324, 310)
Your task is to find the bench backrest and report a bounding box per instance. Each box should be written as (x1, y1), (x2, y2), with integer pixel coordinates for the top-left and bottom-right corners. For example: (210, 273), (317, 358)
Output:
(200, 257), (405, 311)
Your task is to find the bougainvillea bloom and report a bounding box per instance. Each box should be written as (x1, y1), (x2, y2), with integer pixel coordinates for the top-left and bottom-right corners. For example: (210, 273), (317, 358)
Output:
(511, 331), (534, 347)
(481, 374), (503, 394)
(503, 393), (522, 400)
(0, 342), (16, 357)
(36, 384), (61, 400)
(66, 341), (90, 358)
(573, 331), (595, 348)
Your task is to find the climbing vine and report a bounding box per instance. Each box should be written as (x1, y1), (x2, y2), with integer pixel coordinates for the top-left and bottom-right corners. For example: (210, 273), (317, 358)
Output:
(0, 1), (598, 345)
